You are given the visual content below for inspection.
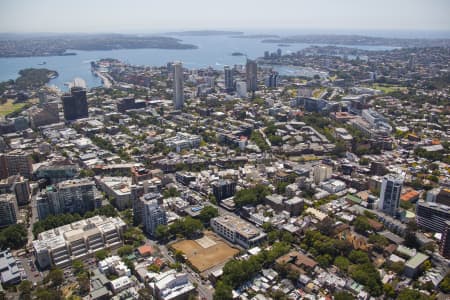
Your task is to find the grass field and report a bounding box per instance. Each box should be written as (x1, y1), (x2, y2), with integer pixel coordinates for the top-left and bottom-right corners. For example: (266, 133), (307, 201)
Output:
(0, 99), (26, 116)
(171, 231), (239, 273)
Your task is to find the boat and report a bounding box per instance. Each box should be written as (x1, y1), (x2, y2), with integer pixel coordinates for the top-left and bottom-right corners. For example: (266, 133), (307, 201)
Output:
(231, 52), (245, 56)
(38, 61), (47, 65)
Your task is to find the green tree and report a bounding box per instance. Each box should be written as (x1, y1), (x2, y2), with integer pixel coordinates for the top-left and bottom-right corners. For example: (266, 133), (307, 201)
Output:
(45, 268), (64, 288)
(333, 291), (354, 300)
(198, 206), (219, 224)
(334, 256), (350, 272)
(383, 283), (396, 299)
(440, 272), (450, 293)
(353, 216), (371, 235)
(77, 272), (90, 295)
(118, 245), (134, 257)
(95, 249), (110, 261)
(138, 287), (153, 300)
(18, 280), (33, 299)
(155, 224), (170, 241)
(214, 281), (233, 300)
(72, 259), (85, 275)
(397, 289), (431, 300)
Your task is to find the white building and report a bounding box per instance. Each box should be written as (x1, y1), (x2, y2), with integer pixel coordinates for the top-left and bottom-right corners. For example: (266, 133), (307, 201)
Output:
(110, 275), (134, 294)
(211, 215), (266, 248)
(313, 165), (332, 185)
(151, 269), (195, 300)
(379, 174), (403, 216)
(33, 216), (126, 269)
(164, 132), (201, 153)
(236, 81), (248, 98)
(98, 255), (131, 277)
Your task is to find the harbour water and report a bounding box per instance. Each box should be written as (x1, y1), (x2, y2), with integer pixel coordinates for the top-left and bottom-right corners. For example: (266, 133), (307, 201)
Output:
(0, 34), (398, 91)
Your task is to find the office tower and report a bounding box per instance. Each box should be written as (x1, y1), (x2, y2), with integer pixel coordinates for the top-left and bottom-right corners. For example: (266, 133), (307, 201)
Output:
(277, 48), (282, 57)
(224, 66), (234, 92)
(0, 194), (18, 228)
(440, 221), (450, 258)
(379, 174), (403, 216)
(313, 164), (332, 184)
(416, 201), (450, 233)
(62, 87), (88, 121)
(173, 62), (184, 110)
(3, 150), (33, 179)
(212, 179), (236, 202)
(143, 199), (167, 236)
(246, 59), (258, 93)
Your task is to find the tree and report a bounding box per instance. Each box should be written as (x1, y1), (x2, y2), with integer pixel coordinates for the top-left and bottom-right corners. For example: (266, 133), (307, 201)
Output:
(34, 287), (62, 300)
(440, 272), (450, 293)
(334, 256), (350, 272)
(77, 272), (90, 295)
(387, 261), (404, 275)
(353, 216), (371, 235)
(18, 280), (32, 299)
(198, 206), (219, 224)
(95, 249), (110, 261)
(118, 245), (134, 257)
(72, 259), (85, 275)
(383, 283), (396, 299)
(0, 224), (28, 249)
(214, 281), (233, 300)
(397, 289), (431, 300)
(333, 291), (354, 300)
(155, 224), (170, 241)
(138, 287), (153, 300)
(45, 268), (64, 288)
(349, 250), (370, 265)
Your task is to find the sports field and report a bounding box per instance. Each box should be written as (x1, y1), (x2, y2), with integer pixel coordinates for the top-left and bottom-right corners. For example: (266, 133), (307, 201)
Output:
(171, 231), (239, 272)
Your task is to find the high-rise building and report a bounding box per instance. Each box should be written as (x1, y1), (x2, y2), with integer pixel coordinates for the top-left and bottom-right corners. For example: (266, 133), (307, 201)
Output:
(62, 87), (88, 121)
(236, 81), (247, 98)
(143, 199), (167, 236)
(265, 72), (279, 88)
(173, 62), (184, 110)
(224, 66), (234, 92)
(246, 59), (258, 93)
(28, 102), (60, 128)
(212, 179), (236, 202)
(2, 150), (33, 179)
(0, 175), (31, 206)
(379, 174), (403, 216)
(313, 164), (332, 184)
(38, 179), (99, 219)
(416, 201), (450, 233)
(0, 194), (18, 228)
(439, 221), (450, 258)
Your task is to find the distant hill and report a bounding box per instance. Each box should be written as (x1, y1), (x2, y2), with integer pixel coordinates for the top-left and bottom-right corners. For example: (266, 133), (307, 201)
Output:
(165, 30), (244, 36)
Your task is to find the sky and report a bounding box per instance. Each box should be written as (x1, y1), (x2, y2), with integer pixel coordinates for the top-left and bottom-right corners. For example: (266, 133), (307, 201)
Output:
(1, 0), (450, 35)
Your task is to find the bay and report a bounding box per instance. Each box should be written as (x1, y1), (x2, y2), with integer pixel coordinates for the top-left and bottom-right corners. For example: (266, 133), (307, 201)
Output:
(0, 35), (397, 91)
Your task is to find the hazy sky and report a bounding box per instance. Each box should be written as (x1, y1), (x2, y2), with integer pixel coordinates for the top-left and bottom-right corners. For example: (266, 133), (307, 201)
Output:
(1, 0), (449, 34)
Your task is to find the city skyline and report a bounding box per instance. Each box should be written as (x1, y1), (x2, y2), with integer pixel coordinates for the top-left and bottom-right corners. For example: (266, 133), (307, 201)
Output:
(1, 0), (450, 34)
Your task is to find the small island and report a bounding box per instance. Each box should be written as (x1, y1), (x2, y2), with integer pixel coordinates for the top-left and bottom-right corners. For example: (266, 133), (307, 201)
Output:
(231, 52), (245, 56)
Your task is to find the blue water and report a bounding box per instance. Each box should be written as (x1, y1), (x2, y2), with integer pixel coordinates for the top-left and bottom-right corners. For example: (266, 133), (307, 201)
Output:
(0, 35), (398, 91)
